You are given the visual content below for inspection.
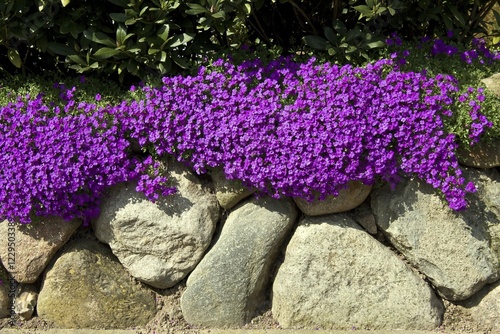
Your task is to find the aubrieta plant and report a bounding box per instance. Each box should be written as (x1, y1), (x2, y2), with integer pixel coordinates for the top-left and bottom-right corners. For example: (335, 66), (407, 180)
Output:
(386, 34), (500, 144)
(0, 94), (136, 225)
(0, 51), (492, 225)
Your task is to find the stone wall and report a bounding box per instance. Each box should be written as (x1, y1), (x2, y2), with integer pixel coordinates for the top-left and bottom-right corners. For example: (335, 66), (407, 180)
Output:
(0, 154), (499, 331)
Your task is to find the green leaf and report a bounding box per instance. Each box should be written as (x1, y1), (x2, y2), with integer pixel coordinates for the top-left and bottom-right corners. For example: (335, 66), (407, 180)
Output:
(38, 0), (46, 11)
(172, 55), (189, 68)
(169, 33), (195, 47)
(117, 61), (127, 75)
(353, 5), (373, 16)
(107, 0), (128, 8)
(47, 43), (75, 56)
(110, 13), (127, 22)
(36, 36), (48, 52)
(61, 0), (70, 7)
(493, 9), (500, 25)
(69, 23), (85, 39)
(7, 48), (22, 68)
(446, 4), (466, 27)
(332, 19), (346, 34)
(157, 24), (170, 41)
(303, 35), (327, 50)
(366, 40), (385, 49)
(327, 48), (337, 56)
(68, 55), (88, 65)
(324, 27), (338, 44)
(139, 6), (149, 17)
(418, 0), (430, 10)
(94, 47), (121, 58)
(158, 58), (172, 73)
(116, 25), (127, 44)
(83, 30), (116, 47)
(186, 3), (208, 15)
(443, 15), (453, 32)
(375, 6), (386, 15)
(127, 61), (140, 75)
(157, 50), (167, 62)
(212, 11), (226, 19)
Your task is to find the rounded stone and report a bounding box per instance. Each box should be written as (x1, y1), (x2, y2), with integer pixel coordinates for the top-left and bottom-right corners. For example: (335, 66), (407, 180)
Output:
(37, 239), (156, 329)
(294, 181), (372, 215)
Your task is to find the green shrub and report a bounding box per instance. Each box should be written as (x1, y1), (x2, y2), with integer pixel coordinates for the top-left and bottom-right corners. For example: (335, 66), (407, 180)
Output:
(284, 0), (500, 65)
(0, 0), (253, 81)
(2, 0), (499, 80)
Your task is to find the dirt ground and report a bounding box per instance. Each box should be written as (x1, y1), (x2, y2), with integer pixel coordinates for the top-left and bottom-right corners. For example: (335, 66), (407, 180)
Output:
(0, 283), (495, 334)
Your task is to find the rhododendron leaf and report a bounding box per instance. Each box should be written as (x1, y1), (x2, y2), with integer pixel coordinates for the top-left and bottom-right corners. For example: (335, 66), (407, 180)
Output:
(157, 24), (170, 41)
(303, 35), (327, 50)
(110, 13), (127, 23)
(83, 30), (116, 47)
(186, 3), (208, 15)
(48, 43), (75, 56)
(168, 33), (195, 47)
(447, 4), (466, 27)
(94, 47), (120, 59)
(7, 48), (21, 68)
(324, 27), (337, 44)
(367, 40), (385, 49)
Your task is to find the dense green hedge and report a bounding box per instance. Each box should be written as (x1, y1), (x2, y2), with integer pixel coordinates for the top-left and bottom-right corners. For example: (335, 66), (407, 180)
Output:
(1, 0), (499, 81)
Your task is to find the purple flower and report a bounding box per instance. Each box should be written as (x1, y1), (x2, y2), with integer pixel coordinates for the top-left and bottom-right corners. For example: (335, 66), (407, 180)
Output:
(1, 53), (489, 225)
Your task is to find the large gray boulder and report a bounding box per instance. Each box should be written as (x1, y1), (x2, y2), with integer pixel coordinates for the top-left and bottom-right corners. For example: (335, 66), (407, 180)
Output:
(210, 167), (255, 210)
(466, 167), (500, 264)
(294, 181), (372, 215)
(457, 138), (500, 168)
(461, 281), (500, 332)
(0, 216), (80, 283)
(371, 169), (500, 301)
(481, 72), (500, 97)
(181, 196), (298, 327)
(37, 239), (156, 329)
(93, 158), (220, 289)
(0, 264), (10, 319)
(272, 214), (444, 330)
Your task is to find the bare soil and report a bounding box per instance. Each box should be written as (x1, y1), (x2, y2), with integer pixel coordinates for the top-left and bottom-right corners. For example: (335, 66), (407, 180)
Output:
(0, 286), (494, 334)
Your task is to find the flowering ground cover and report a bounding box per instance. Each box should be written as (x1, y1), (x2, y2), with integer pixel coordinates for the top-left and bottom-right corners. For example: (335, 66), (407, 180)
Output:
(388, 35), (500, 143)
(0, 41), (498, 225)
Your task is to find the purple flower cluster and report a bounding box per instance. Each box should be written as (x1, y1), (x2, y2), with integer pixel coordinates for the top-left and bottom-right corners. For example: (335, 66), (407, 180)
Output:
(0, 55), (488, 225)
(423, 37), (500, 64)
(120, 57), (481, 210)
(456, 87), (492, 144)
(0, 94), (139, 224)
